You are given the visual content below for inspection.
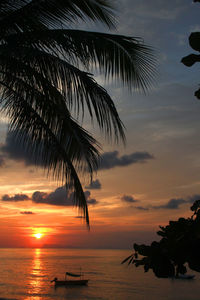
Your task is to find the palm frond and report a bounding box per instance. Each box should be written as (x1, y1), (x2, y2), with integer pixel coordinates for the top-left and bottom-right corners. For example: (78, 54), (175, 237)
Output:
(57, 30), (157, 91)
(0, 0), (157, 225)
(0, 0), (115, 33)
(0, 80), (93, 226)
(0, 70), (100, 175)
(0, 45), (125, 142)
(4, 29), (156, 91)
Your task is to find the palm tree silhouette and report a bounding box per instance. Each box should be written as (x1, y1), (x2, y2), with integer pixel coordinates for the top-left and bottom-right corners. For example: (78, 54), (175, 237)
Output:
(0, 0), (156, 226)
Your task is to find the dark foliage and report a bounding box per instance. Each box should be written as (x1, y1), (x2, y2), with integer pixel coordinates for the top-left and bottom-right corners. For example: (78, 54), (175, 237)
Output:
(122, 200), (200, 278)
(181, 1), (200, 99)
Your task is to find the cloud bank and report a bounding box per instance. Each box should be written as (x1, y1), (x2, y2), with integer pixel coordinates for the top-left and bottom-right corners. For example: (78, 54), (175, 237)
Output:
(134, 194), (200, 211)
(1, 186), (98, 207)
(2, 194), (29, 202)
(0, 131), (42, 166)
(0, 132), (154, 174)
(121, 195), (138, 203)
(85, 179), (101, 190)
(153, 194), (200, 210)
(99, 151), (154, 170)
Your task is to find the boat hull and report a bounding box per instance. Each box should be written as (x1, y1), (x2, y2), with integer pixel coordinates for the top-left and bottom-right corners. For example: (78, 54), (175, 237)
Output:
(55, 279), (89, 286)
(175, 274), (195, 280)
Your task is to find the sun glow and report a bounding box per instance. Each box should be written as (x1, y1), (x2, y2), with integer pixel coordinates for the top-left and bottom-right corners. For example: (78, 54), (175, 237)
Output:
(34, 233), (43, 239)
(29, 227), (54, 245)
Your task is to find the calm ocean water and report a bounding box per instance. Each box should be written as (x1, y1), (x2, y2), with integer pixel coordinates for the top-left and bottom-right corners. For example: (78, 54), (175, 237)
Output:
(0, 248), (199, 300)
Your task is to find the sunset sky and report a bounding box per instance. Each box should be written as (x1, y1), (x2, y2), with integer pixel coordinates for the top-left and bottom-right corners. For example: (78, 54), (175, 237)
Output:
(0, 0), (200, 249)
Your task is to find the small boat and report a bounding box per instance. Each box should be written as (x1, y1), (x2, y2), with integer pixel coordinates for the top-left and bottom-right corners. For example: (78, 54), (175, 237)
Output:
(175, 274), (195, 280)
(51, 271), (89, 286)
(171, 274), (195, 280)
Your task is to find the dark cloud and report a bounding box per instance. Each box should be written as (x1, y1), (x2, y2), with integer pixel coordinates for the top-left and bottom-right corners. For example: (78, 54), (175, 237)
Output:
(2, 194), (29, 202)
(153, 194), (200, 210)
(187, 194), (200, 204)
(129, 195), (200, 211)
(1, 132), (154, 174)
(84, 190), (98, 205)
(20, 211), (35, 215)
(32, 187), (98, 206)
(135, 206), (149, 211)
(154, 198), (186, 210)
(121, 195), (138, 203)
(99, 151), (154, 170)
(0, 186), (98, 207)
(85, 179), (101, 190)
(0, 131), (42, 166)
(87, 198), (98, 205)
(32, 187), (74, 206)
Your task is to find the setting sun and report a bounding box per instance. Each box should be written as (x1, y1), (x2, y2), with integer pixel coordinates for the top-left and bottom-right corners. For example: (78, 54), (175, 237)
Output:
(34, 233), (43, 239)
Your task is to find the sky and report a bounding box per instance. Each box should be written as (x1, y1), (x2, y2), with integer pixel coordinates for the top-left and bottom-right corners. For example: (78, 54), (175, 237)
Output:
(0, 0), (200, 249)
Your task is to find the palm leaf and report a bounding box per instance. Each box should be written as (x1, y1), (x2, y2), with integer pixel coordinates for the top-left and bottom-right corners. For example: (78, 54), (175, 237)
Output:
(0, 0), (115, 33)
(121, 254), (134, 264)
(0, 81), (92, 226)
(0, 72), (100, 176)
(0, 0), (157, 224)
(4, 29), (156, 91)
(0, 44), (125, 142)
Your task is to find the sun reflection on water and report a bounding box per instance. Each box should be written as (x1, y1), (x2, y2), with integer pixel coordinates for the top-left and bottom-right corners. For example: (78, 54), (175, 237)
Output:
(26, 249), (44, 300)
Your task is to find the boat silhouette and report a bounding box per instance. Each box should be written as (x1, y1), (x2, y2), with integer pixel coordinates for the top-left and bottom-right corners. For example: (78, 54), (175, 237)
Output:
(51, 271), (89, 286)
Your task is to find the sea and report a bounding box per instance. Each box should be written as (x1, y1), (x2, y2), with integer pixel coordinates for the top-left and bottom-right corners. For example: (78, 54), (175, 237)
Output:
(0, 248), (199, 300)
